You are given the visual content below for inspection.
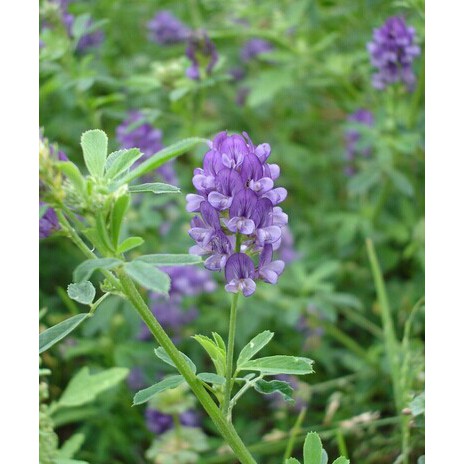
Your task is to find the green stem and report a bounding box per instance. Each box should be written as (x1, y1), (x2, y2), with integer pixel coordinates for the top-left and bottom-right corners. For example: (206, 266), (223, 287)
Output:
(283, 407), (307, 462)
(366, 239), (403, 414)
(117, 270), (256, 464)
(222, 292), (240, 420)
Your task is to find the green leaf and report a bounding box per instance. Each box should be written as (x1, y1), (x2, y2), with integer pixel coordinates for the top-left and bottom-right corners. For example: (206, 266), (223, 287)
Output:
(56, 161), (86, 195)
(197, 373), (226, 385)
(73, 258), (122, 282)
(58, 367), (128, 407)
(105, 148), (142, 179)
(67, 281), (96, 305)
(118, 137), (208, 184)
(321, 450), (328, 464)
(192, 335), (226, 377)
(117, 236), (144, 254)
(237, 330), (274, 366)
(304, 432), (323, 464)
(58, 433), (86, 459)
(239, 355), (314, 375)
(286, 459), (301, 464)
(254, 379), (294, 402)
(81, 129), (108, 177)
(129, 182), (181, 194)
(133, 375), (185, 405)
(124, 261), (171, 295)
(388, 169), (414, 197)
(39, 313), (88, 354)
(212, 332), (226, 352)
(110, 194), (130, 247)
(410, 392), (425, 416)
(154, 347), (197, 374)
(135, 254), (202, 266)
(347, 168), (381, 196)
(332, 457), (350, 464)
(39, 203), (48, 219)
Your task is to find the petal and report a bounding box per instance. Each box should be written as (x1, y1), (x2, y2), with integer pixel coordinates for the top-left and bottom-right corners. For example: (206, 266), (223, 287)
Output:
(272, 207), (288, 226)
(252, 197), (273, 228)
(225, 253), (254, 281)
(237, 218), (256, 235)
(240, 278), (256, 297)
(259, 244), (273, 267)
(225, 280), (240, 294)
(186, 194), (205, 212)
(255, 143), (271, 163)
(229, 189), (258, 218)
(208, 191), (232, 210)
(263, 187), (287, 205)
(200, 201), (221, 229)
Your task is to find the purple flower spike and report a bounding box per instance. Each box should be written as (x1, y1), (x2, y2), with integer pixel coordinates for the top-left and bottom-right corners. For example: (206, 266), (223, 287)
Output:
(187, 131), (287, 293)
(258, 245), (285, 284)
(147, 11), (190, 45)
(367, 16), (421, 91)
(225, 253), (256, 297)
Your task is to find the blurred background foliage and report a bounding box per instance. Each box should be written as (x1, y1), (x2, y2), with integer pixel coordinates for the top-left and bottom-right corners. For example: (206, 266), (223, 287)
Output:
(39, 0), (424, 463)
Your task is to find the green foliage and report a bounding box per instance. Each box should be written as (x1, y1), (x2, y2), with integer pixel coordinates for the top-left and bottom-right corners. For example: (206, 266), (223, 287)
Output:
(237, 330), (274, 366)
(193, 334), (226, 377)
(104, 148), (142, 179)
(80, 129), (108, 178)
(253, 379), (294, 402)
(58, 367), (128, 408)
(154, 347), (197, 374)
(39, 313), (88, 354)
(73, 258), (122, 282)
(133, 375), (185, 405)
(128, 182), (181, 194)
(304, 432), (323, 464)
(238, 355), (314, 375)
(67, 281), (96, 305)
(124, 260), (170, 294)
(134, 254), (202, 266)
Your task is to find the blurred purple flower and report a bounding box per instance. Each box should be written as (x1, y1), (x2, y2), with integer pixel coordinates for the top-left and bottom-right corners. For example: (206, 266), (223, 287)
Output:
(138, 266), (216, 340)
(240, 38), (274, 63)
(147, 10), (190, 45)
(145, 408), (200, 435)
(344, 108), (374, 176)
(185, 31), (218, 80)
(116, 111), (177, 184)
(367, 16), (420, 91)
(47, 0), (104, 52)
(127, 367), (146, 391)
(39, 202), (60, 239)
